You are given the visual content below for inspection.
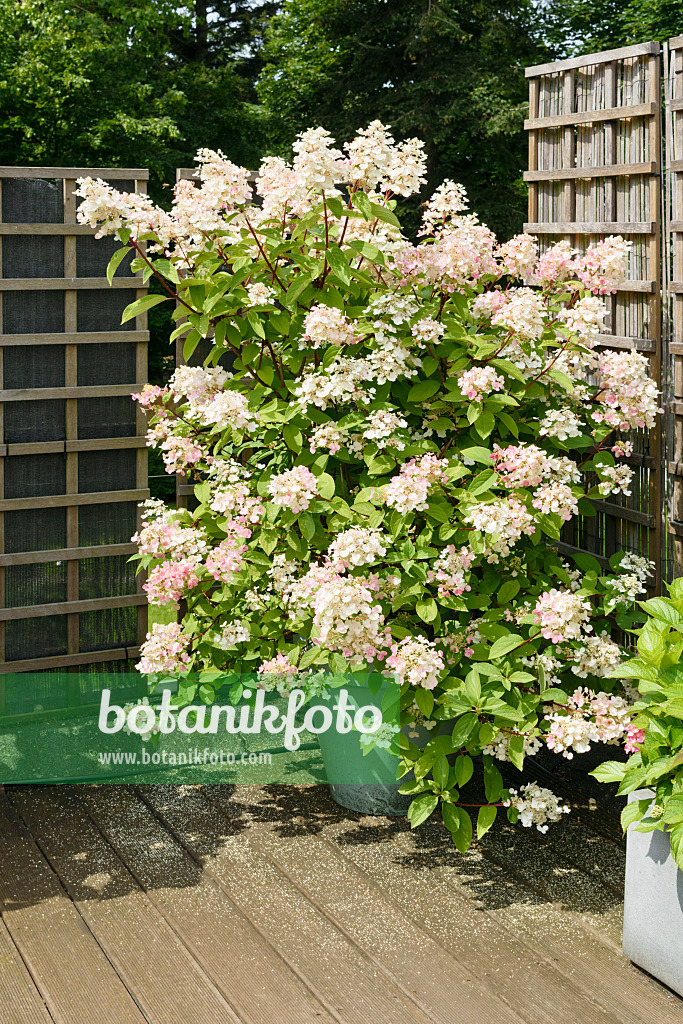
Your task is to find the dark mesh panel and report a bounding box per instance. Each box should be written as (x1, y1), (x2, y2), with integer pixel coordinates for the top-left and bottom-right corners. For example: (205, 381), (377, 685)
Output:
(4, 400), (65, 443)
(5, 453), (65, 498)
(77, 343), (136, 385)
(78, 396), (136, 438)
(77, 289), (136, 332)
(79, 606), (137, 653)
(79, 555), (137, 600)
(4, 671), (68, 714)
(78, 661), (144, 704)
(2, 235), (64, 278)
(3, 346), (65, 388)
(79, 448), (136, 493)
(5, 562), (68, 607)
(78, 502), (137, 546)
(103, 180), (135, 193)
(5, 615), (68, 661)
(5, 508), (67, 553)
(189, 336), (235, 371)
(1, 178), (63, 223)
(2, 291), (64, 334)
(76, 235), (135, 278)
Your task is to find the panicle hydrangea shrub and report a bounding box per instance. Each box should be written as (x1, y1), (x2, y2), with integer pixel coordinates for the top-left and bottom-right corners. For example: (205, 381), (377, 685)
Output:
(76, 120), (661, 848)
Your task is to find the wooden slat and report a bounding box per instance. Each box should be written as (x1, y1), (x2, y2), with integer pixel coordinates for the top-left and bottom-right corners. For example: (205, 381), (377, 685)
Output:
(555, 540), (610, 567)
(0, 793), (147, 1024)
(588, 498), (655, 526)
(0, 383), (139, 402)
(0, 223), (103, 235)
(0, 541), (136, 567)
(138, 785), (434, 1024)
(0, 277), (140, 291)
(524, 102), (657, 130)
(525, 41), (660, 76)
(0, 330), (148, 345)
(524, 161), (657, 181)
(81, 786), (340, 1024)
(612, 280), (657, 293)
(525, 220), (655, 234)
(10, 788), (241, 1024)
(0, 645), (140, 673)
(0, 914), (53, 1024)
(595, 333), (657, 351)
(0, 593), (146, 621)
(4, 436), (145, 457)
(0, 166), (148, 178)
(0, 488), (148, 512)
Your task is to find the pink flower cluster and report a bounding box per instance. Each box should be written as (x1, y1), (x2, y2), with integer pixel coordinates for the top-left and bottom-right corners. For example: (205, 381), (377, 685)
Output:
(594, 350), (660, 430)
(160, 435), (203, 474)
(428, 545), (475, 596)
(545, 687), (633, 758)
(458, 365), (505, 401)
(574, 236), (630, 295)
(532, 589), (592, 643)
(204, 529), (250, 582)
(384, 454), (448, 513)
(137, 622), (190, 675)
(143, 559), (200, 608)
(268, 466), (319, 513)
(495, 233), (538, 278)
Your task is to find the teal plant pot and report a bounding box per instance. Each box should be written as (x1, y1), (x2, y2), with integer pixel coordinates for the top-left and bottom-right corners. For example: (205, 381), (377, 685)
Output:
(316, 681), (436, 817)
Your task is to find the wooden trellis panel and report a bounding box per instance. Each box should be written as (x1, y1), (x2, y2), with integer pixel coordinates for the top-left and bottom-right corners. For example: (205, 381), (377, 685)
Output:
(665, 38), (683, 580)
(525, 43), (663, 589)
(0, 167), (149, 691)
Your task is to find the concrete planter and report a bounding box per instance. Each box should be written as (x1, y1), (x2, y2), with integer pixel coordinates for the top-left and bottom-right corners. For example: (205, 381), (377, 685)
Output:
(623, 791), (683, 996)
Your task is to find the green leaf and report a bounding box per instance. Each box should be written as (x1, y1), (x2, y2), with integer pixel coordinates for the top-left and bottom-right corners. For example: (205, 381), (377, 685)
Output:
(474, 408), (495, 439)
(663, 794), (683, 824)
(369, 202), (401, 228)
(477, 805), (498, 839)
(408, 380), (440, 403)
(299, 513), (315, 541)
(106, 246), (130, 284)
(507, 733), (525, 771)
(484, 762), (503, 803)
(448, 806), (473, 854)
(454, 754), (474, 788)
(121, 293), (169, 324)
(459, 446), (492, 465)
(407, 792), (438, 829)
(326, 246), (351, 284)
(451, 712), (478, 749)
(352, 191), (373, 220)
(621, 799), (651, 832)
(590, 760), (627, 783)
(416, 597), (438, 623)
(246, 310), (266, 339)
(432, 754), (450, 790)
(489, 634), (524, 660)
(414, 687), (434, 719)
(316, 473), (335, 499)
(498, 579), (520, 604)
(641, 598), (683, 627)
(283, 425), (302, 453)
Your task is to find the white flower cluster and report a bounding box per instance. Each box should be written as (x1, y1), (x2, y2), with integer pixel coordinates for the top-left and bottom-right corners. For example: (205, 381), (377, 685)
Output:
(463, 498), (536, 557)
(213, 622), (251, 649)
(596, 463), (633, 497)
(491, 287), (545, 342)
(246, 282), (274, 306)
(387, 635), (445, 690)
(365, 409), (408, 448)
(570, 632), (623, 678)
(169, 366), (258, 433)
(295, 357), (374, 410)
(558, 295), (607, 338)
(327, 527), (387, 569)
(420, 179), (469, 237)
(539, 408), (582, 441)
(384, 455), (448, 513)
(503, 783), (570, 832)
(411, 318), (445, 344)
(312, 575), (387, 660)
(345, 120), (427, 196)
(604, 552), (654, 603)
(482, 731), (543, 762)
(594, 350), (661, 431)
(303, 304), (359, 349)
(268, 466), (319, 514)
(495, 233), (538, 278)
(429, 545), (475, 596)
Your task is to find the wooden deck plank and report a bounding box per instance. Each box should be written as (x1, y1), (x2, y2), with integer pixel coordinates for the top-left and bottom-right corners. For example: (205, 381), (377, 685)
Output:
(0, 914), (55, 1024)
(204, 785), (683, 1024)
(9, 787), (240, 1024)
(0, 792), (147, 1024)
(201, 786), (530, 1024)
(137, 784), (434, 1024)
(80, 785), (339, 1024)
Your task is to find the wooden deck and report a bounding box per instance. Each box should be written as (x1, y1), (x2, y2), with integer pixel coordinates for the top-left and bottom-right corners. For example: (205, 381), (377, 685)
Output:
(0, 781), (682, 1024)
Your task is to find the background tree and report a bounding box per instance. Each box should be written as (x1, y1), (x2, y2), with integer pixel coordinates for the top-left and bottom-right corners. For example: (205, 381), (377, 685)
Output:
(258, 0), (549, 237)
(539, 0), (683, 54)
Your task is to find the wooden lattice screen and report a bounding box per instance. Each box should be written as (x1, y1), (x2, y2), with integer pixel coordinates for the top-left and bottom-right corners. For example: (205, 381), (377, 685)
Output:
(665, 37), (683, 580)
(525, 42), (663, 589)
(0, 167), (149, 690)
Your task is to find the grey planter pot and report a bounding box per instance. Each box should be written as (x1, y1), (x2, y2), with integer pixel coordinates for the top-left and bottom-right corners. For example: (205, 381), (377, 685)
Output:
(623, 791), (683, 996)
